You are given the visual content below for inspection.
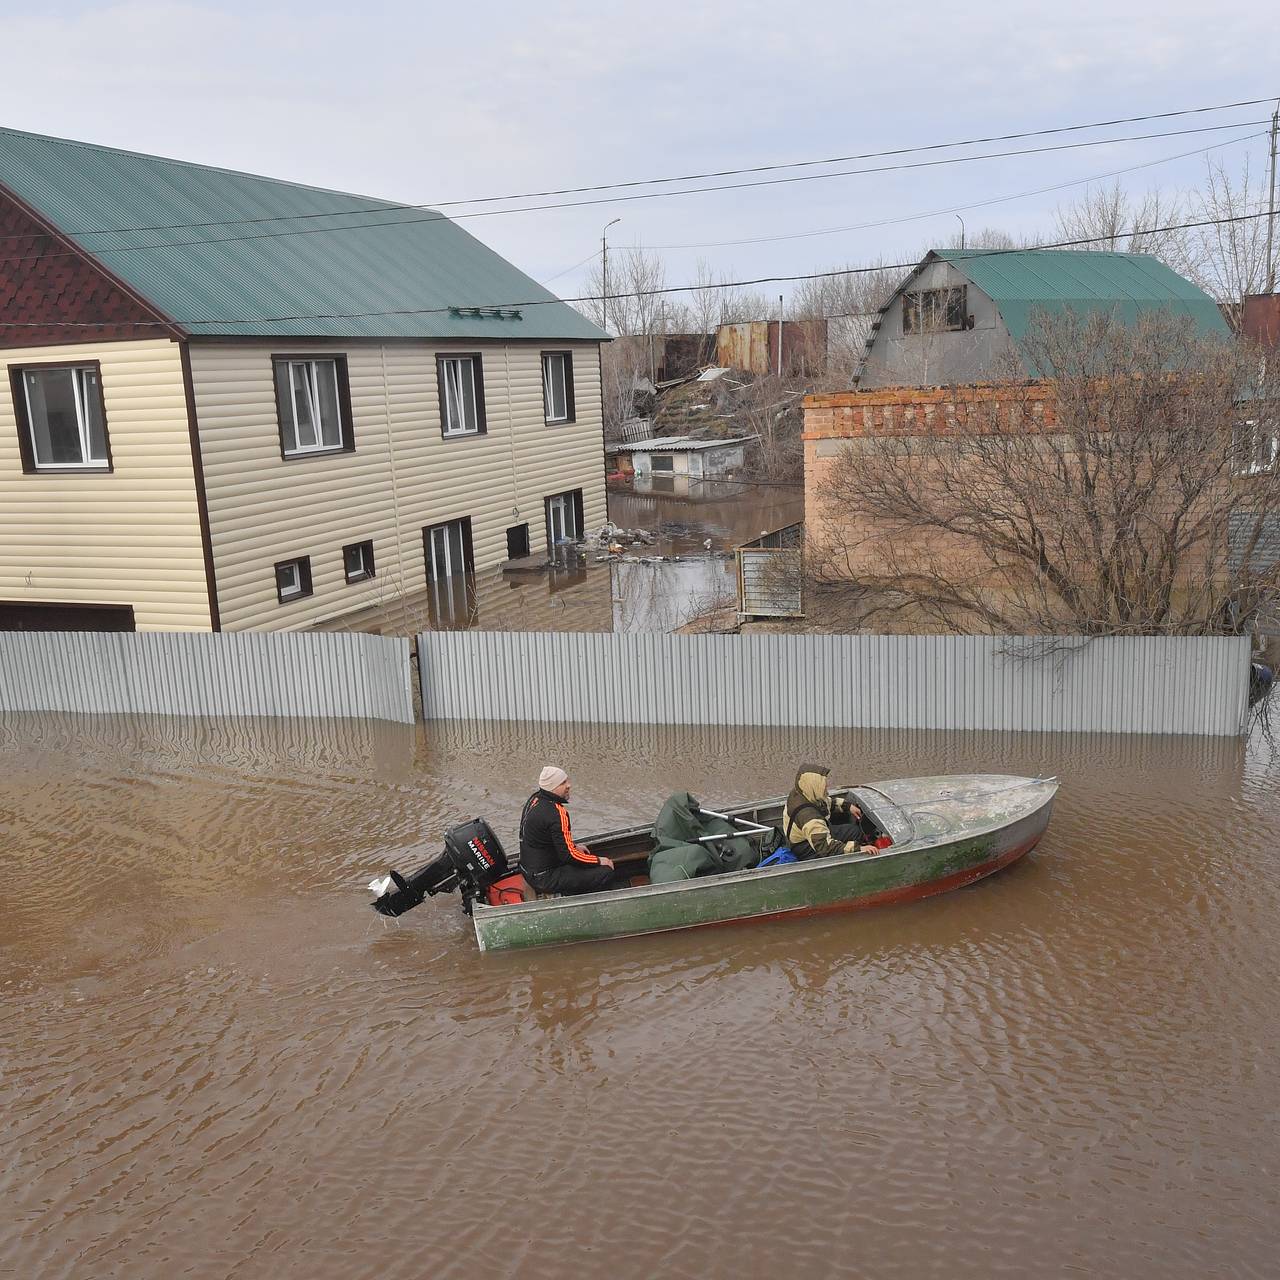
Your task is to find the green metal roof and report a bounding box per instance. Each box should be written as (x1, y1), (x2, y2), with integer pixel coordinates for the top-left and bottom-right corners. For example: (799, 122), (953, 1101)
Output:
(932, 248), (1230, 369)
(0, 126), (607, 342)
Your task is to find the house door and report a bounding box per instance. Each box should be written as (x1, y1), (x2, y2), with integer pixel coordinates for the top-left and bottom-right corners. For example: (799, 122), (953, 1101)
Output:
(544, 489), (584, 554)
(423, 518), (474, 628)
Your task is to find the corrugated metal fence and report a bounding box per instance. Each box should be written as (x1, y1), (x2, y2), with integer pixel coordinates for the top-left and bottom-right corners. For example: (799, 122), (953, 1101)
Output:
(418, 631), (1251, 736)
(0, 631), (414, 723)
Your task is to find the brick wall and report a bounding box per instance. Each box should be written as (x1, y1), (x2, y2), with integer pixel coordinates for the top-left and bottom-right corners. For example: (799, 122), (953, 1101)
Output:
(802, 382), (1228, 627)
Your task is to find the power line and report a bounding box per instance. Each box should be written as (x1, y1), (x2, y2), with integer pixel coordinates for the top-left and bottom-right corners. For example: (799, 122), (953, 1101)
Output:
(25, 95), (1278, 239)
(646, 130), (1265, 253)
(1, 208), (1271, 329)
(0, 119), (1268, 267)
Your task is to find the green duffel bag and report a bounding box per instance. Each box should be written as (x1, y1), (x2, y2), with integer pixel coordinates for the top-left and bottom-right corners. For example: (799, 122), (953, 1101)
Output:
(648, 840), (719, 884)
(648, 792), (758, 881)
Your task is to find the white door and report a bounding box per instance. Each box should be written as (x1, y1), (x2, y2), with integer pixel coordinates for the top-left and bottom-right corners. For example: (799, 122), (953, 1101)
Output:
(428, 520), (467, 581)
(547, 494), (573, 548)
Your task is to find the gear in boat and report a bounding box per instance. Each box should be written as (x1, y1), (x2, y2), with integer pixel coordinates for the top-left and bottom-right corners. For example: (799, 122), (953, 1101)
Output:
(368, 792), (891, 919)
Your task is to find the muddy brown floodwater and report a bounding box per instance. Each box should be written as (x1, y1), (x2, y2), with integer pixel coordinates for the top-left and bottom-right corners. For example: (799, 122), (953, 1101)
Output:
(3, 712), (1279, 1279)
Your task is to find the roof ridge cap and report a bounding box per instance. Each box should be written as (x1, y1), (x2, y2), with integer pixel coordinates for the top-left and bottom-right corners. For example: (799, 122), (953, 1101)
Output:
(0, 124), (433, 216)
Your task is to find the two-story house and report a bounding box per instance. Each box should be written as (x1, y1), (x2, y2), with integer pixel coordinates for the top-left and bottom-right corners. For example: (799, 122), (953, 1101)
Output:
(0, 127), (608, 632)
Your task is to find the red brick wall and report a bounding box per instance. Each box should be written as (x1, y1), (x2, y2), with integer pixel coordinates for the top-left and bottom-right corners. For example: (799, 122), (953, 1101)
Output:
(0, 186), (173, 346)
(804, 382), (1057, 441)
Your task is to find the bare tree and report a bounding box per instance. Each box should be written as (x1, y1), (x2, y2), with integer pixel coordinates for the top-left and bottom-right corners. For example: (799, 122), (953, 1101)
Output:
(582, 244), (668, 337)
(1179, 158), (1271, 323)
(1051, 160), (1268, 325)
(1052, 180), (1186, 258)
(813, 310), (1280, 637)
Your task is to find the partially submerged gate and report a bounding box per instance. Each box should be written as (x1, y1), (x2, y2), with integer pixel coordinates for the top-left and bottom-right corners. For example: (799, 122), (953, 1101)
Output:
(736, 522), (803, 619)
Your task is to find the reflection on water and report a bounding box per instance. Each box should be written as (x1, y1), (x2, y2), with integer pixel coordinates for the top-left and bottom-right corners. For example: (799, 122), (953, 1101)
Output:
(319, 490), (805, 637)
(4, 711), (1279, 1278)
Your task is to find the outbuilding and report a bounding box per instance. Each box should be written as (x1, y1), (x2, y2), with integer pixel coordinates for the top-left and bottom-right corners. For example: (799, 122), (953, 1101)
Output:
(611, 435), (754, 496)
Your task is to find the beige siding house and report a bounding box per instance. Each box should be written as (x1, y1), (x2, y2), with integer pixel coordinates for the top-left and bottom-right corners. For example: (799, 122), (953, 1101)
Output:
(0, 128), (608, 632)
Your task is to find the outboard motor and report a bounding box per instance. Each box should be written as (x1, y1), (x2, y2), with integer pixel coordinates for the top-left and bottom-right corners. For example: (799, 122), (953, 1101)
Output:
(370, 818), (509, 917)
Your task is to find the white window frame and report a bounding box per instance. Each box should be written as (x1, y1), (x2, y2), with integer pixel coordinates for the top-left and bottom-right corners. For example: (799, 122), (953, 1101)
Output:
(650, 453), (675, 472)
(20, 365), (109, 470)
(426, 519), (469, 582)
(546, 491), (581, 549)
(542, 352), (572, 424)
(1236, 419), (1280, 476)
(439, 355), (483, 437)
(276, 358), (345, 457)
(275, 557), (311, 603)
(343, 540), (375, 583)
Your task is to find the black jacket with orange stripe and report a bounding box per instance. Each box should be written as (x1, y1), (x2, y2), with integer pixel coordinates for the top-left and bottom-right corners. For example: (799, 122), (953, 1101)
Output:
(518, 788), (602, 878)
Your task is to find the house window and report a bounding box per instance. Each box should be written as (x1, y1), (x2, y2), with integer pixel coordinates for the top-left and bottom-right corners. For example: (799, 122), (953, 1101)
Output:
(545, 489), (584, 551)
(651, 454), (675, 472)
(275, 556), (313, 604)
(541, 351), (575, 424)
(272, 356), (352, 457)
(343, 539), (375, 583)
(902, 286), (968, 335)
(11, 363), (111, 471)
(1235, 419), (1280, 476)
(437, 355), (486, 437)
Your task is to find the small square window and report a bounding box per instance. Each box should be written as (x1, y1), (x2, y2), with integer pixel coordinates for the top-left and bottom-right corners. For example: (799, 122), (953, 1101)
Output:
(343, 539), (375, 583)
(437, 355), (486, 437)
(275, 556), (313, 604)
(11, 363), (111, 472)
(651, 454), (675, 472)
(541, 351), (575, 424)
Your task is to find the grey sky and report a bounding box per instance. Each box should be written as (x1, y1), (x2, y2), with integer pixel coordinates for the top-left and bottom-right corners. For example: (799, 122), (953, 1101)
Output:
(1, 0), (1277, 311)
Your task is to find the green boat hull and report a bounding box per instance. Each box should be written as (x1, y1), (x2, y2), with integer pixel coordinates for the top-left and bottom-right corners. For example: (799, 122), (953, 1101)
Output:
(471, 775), (1057, 952)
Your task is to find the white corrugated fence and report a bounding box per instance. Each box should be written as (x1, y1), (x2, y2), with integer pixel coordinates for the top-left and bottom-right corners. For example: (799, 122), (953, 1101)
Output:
(418, 631), (1251, 736)
(0, 630), (414, 723)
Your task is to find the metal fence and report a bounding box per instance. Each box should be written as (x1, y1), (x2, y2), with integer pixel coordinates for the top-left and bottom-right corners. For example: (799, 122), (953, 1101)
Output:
(0, 630), (414, 723)
(418, 631), (1251, 736)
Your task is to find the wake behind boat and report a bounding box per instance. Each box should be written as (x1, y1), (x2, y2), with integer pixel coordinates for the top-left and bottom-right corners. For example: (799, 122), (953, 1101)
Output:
(368, 774), (1058, 951)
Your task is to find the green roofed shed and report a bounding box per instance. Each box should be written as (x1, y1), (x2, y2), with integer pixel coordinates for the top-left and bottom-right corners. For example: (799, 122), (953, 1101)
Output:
(0, 126), (606, 342)
(860, 248), (1231, 387)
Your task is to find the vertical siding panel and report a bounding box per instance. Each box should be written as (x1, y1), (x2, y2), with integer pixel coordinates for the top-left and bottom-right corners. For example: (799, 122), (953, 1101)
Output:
(413, 632), (1251, 736)
(0, 631), (412, 722)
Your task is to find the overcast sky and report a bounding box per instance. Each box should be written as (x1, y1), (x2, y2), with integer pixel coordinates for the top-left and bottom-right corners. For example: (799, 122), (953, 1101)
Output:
(1, 0), (1278, 311)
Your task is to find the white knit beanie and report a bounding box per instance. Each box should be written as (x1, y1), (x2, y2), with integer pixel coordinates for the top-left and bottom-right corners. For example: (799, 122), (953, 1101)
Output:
(539, 765), (568, 791)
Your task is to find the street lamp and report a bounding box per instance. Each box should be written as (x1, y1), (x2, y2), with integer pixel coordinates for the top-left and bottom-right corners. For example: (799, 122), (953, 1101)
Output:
(601, 218), (621, 333)
(955, 213), (966, 250)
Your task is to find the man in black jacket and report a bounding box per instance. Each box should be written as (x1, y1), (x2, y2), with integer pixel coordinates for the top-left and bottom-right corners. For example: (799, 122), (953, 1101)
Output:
(518, 766), (617, 895)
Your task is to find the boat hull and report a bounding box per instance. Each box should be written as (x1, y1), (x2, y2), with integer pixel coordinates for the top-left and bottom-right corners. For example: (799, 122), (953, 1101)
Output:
(471, 776), (1056, 952)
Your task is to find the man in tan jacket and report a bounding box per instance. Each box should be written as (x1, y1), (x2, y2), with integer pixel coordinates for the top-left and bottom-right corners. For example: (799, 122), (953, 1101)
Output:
(783, 764), (880, 860)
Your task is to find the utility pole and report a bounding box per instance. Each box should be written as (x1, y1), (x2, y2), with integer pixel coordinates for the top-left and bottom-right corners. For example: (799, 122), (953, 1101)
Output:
(601, 218), (621, 333)
(1266, 102), (1279, 294)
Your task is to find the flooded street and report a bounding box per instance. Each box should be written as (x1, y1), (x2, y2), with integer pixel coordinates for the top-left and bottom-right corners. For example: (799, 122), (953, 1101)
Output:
(4, 713), (1280, 1278)
(324, 488), (805, 636)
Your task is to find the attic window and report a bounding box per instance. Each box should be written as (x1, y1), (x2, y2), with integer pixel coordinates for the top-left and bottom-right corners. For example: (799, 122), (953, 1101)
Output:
(448, 306), (523, 321)
(902, 286), (969, 335)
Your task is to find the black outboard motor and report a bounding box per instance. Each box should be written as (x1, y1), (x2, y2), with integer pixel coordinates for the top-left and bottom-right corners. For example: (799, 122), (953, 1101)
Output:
(371, 819), (509, 917)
